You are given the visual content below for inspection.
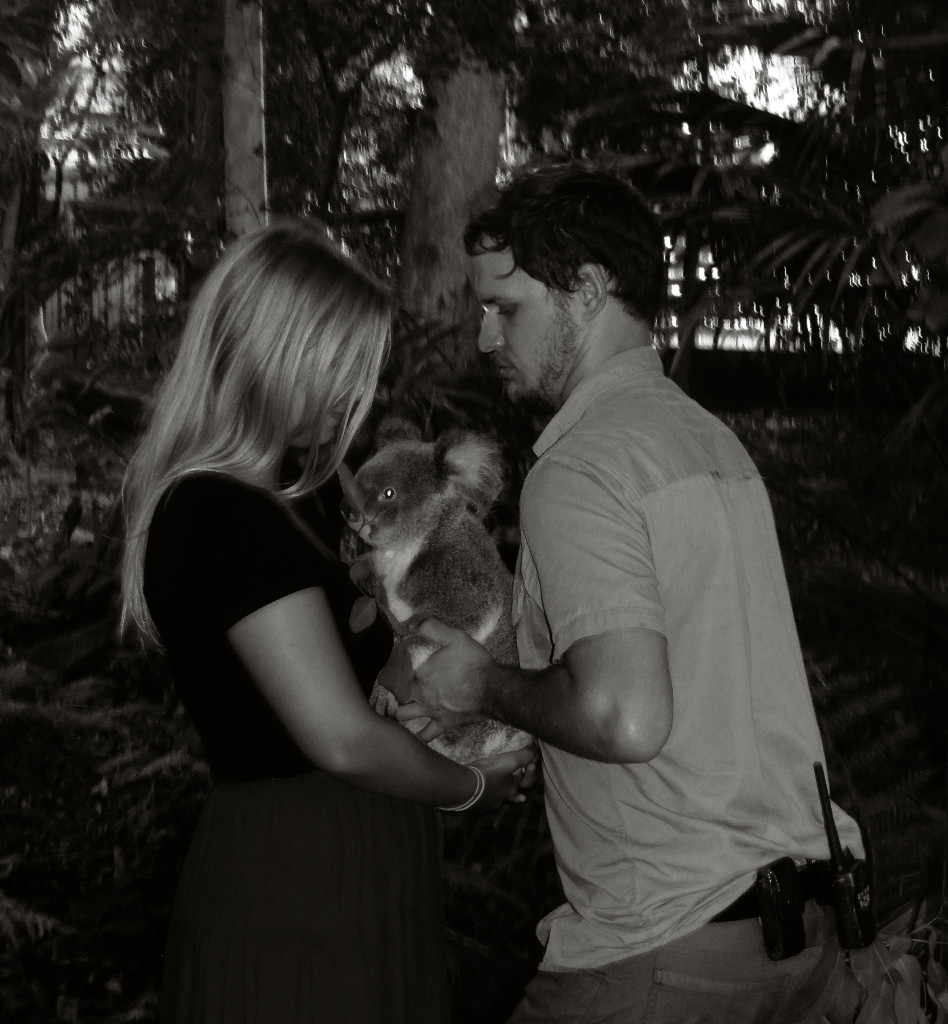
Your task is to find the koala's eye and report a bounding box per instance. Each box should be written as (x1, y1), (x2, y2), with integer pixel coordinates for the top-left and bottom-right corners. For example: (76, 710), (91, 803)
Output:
(381, 487), (397, 500)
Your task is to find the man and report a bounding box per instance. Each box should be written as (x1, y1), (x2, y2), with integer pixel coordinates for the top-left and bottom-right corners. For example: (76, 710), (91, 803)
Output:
(398, 163), (867, 1023)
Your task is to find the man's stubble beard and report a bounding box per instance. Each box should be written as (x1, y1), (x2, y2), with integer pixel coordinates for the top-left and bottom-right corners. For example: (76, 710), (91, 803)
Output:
(507, 302), (580, 417)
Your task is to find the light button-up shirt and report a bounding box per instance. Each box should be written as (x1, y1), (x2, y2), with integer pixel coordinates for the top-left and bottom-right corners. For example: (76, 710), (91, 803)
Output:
(514, 344), (863, 969)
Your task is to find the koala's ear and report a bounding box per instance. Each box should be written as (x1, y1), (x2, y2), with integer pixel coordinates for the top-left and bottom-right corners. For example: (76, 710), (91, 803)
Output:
(374, 415), (422, 449)
(440, 431), (505, 517)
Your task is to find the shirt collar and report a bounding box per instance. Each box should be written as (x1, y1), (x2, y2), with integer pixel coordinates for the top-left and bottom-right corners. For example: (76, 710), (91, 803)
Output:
(533, 344), (664, 457)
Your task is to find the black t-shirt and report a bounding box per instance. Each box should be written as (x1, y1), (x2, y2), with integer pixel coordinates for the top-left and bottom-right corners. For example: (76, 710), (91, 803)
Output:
(144, 473), (391, 781)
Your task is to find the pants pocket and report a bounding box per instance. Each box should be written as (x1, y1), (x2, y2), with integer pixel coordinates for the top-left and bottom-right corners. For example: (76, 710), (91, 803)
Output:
(644, 963), (792, 1024)
(507, 967), (606, 1024)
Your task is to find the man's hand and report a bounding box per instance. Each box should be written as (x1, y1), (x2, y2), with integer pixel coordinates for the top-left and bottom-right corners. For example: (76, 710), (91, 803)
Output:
(394, 617), (495, 743)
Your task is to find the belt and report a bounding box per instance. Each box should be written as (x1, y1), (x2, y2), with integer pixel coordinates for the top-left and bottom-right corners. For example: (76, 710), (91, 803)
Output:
(710, 861), (825, 923)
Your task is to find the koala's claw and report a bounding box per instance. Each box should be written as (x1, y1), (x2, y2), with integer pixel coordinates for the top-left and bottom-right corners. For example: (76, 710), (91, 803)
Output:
(369, 681), (399, 717)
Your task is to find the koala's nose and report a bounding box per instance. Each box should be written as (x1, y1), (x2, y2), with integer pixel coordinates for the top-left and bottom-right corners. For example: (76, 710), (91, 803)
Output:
(477, 311), (503, 354)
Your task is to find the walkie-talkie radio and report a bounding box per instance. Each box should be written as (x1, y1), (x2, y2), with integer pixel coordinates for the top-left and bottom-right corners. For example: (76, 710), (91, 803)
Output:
(813, 762), (876, 949)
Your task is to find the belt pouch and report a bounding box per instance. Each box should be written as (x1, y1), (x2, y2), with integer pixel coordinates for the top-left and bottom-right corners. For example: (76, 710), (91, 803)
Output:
(756, 856), (806, 961)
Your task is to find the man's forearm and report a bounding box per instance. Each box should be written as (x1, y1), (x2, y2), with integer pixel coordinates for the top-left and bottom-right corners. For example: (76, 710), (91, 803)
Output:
(481, 661), (638, 762)
(407, 619), (671, 762)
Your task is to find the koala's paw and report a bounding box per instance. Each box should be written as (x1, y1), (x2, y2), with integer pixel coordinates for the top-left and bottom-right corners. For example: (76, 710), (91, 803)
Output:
(432, 721), (533, 764)
(369, 680), (399, 718)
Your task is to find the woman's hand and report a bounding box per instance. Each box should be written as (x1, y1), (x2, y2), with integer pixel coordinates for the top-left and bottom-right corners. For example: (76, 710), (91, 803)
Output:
(468, 744), (539, 811)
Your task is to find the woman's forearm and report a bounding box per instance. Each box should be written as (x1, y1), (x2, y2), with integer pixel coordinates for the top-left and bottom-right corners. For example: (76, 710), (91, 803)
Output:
(318, 713), (480, 807)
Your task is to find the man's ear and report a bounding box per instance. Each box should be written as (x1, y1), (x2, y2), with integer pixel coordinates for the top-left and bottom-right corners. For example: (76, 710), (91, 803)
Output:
(574, 263), (611, 320)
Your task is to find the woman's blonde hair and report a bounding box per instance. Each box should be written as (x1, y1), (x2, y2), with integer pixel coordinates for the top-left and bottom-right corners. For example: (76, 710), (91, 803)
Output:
(120, 220), (392, 643)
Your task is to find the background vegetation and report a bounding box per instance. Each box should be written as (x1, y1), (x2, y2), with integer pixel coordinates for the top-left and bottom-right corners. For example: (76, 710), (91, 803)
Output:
(2, 0), (948, 1020)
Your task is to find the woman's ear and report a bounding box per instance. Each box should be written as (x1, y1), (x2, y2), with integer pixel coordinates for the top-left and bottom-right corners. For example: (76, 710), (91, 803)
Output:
(574, 263), (611, 320)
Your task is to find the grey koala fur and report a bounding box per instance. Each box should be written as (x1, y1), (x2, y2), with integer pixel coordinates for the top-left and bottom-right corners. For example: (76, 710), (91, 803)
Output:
(339, 429), (531, 764)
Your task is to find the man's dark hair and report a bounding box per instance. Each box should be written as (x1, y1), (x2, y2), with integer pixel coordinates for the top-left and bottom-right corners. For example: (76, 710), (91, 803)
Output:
(464, 162), (666, 323)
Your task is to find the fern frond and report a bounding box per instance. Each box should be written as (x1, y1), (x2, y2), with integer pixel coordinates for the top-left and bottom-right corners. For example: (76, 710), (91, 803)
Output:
(0, 888), (71, 950)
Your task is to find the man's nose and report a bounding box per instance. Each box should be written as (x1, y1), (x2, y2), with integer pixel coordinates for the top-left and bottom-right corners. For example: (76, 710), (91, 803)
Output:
(477, 312), (503, 353)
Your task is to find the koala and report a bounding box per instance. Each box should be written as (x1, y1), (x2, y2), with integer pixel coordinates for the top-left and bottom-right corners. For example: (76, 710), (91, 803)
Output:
(338, 429), (531, 765)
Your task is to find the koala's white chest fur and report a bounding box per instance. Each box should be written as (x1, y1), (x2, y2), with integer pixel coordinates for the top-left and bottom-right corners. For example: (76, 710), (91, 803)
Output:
(372, 539), (423, 624)
(470, 602), (504, 650)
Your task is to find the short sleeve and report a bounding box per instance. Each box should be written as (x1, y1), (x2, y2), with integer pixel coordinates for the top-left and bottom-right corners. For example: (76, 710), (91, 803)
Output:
(145, 475), (328, 643)
(519, 454), (666, 661)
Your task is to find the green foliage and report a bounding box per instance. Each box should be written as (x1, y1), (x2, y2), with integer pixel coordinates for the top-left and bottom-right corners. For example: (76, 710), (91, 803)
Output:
(84, 0), (218, 146)
(262, 0), (425, 273)
(514, 0), (693, 154)
(0, 657), (208, 1023)
(0, 1), (64, 173)
(510, 0), (948, 389)
(0, 408), (207, 1023)
(730, 406), (948, 922)
(682, 0), (948, 347)
(414, 0), (520, 73)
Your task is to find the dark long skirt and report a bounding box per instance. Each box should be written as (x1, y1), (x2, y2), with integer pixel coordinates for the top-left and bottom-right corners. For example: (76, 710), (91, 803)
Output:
(158, 770), (450, 1024)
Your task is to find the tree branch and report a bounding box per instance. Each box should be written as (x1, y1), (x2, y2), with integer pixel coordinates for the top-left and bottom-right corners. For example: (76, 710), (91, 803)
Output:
(297, 5), (340, 105)
(317, 44), (399, 211)
(308, 205), (403, 227)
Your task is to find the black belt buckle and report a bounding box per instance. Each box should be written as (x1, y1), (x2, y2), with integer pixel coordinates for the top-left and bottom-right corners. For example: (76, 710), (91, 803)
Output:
(755, 856), (806, 961)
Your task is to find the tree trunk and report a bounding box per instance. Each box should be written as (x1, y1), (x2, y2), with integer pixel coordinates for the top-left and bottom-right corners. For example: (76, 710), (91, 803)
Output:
(1, 159), (42, 448)
(0, 180), (24, 440)
(223, 0), (268, 236)
(183, 0), (226, 297)
(0, 179), (23, 301)
(399, 58), (506, 369)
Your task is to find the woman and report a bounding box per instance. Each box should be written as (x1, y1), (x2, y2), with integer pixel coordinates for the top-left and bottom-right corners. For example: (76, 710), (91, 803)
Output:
(120, 221), (534, 1023)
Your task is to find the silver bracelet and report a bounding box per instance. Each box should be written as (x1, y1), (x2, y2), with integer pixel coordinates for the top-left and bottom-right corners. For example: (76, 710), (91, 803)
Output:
(439, 764), (485, 812)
